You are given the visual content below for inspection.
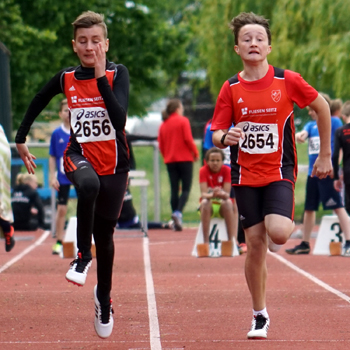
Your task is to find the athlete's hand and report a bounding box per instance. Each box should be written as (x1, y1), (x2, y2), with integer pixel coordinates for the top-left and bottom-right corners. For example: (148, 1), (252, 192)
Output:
(50, 178), (60, 192)
(94, 42), (107, 79)
(16, 143), (36, 174)
(225, 127), (245, 146)
(311, 155), (333, 179)
(334, 179), (343, 192)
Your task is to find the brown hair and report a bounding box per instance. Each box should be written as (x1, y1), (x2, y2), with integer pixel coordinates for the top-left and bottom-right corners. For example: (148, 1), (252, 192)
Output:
(161, 99), (182, 121)
(59, 98), (68, 112)
(229, 12), (271, 45)
(72, 11), (107, 39)
(205, 147), (225, 162)
(341, 101), (350, 117)
(330, 98), (342, 115)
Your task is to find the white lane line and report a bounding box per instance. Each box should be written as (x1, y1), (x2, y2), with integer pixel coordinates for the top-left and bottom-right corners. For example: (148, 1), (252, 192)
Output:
(143, 236), (162, 350)
(269, 251), (350, 303)
(0, 230), (50, 274)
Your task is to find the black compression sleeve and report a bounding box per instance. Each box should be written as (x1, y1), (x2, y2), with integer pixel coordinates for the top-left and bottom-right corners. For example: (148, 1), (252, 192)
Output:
(97, 64), (129, 131)
(15, 70), (66, 143)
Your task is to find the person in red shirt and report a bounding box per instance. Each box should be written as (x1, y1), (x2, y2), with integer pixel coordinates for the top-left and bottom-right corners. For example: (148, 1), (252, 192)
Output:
(211, 12), (332, 339)
(158, 99), (199, 231)
(197, 148), (236, 257)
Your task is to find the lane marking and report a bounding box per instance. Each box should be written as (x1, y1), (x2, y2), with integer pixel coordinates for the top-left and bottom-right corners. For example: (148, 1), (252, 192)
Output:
(268, 251), (350, 303)
(143, 236), (162, 350)
(0, 230), (50, 274)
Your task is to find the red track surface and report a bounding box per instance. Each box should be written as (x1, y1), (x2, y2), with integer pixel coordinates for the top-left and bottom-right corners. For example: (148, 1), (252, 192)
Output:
(1, 227), (350, 349)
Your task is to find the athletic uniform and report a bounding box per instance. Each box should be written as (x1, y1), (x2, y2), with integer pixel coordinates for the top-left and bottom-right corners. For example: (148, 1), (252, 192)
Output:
(199, 164), (231, 217)
(211, 65), (318, 228)
(49, 124), (73, 205)
(303, 117), (343, 212)
(15, 60), (129, 305)
(333, 122), (350, 213)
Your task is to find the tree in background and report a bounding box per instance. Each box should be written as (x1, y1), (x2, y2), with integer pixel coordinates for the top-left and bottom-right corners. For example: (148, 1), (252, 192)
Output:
(196, 0), (350, 125)
(1, 0), (190, 128)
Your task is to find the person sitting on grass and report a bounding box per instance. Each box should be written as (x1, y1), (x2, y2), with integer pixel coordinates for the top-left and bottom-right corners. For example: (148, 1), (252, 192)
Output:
(197, 147), (237, 257)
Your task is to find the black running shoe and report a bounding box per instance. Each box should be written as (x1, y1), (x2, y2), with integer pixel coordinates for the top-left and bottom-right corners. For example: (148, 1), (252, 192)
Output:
(247, 314), (270, 339)
(285, 241), (310, 255)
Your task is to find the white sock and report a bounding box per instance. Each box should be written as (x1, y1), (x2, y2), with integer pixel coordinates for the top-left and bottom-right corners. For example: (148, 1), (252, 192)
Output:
(253, 308), (269, 319)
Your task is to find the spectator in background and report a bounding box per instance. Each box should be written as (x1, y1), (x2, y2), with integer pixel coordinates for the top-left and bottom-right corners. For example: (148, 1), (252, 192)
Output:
(0, 124), (15, 252)
(197, 148), (237, 257)
(333, 100), (350, 215)
(11, 173), (45, 231)
(330, 98), (342, 121)
(286, 94), (350, 256)
(158, 99), (199, 231)
(49, 98), (74, 255)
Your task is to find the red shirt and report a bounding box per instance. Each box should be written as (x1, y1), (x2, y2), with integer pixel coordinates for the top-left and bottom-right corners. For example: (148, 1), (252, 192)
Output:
(158, 113), (199, 163)
(211, 65), (318, 186)
(199, 164), (231, 189)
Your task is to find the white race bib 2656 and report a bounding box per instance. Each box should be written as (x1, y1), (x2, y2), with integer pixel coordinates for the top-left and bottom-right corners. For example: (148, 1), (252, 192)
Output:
(70, 107), (116, 143)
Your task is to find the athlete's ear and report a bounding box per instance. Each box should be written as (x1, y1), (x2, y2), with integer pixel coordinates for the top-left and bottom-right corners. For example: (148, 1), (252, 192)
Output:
(72, 40), (77, 53)
(234, 45), (240, 55)
(267, 45), (272, 54)
(105, 38), (109, 52)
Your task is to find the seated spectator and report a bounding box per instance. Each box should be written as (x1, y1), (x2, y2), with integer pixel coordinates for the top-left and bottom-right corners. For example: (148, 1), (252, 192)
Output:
(197, 148), (237, 257)
(11, 174), (45, 231)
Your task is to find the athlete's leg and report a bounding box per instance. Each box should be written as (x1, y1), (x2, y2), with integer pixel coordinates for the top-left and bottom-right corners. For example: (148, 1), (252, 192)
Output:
(93, 172), (128, 304)
(334, 207), (350, 241)
(67, 164), (100, 258)
(244, 222), (268, 311)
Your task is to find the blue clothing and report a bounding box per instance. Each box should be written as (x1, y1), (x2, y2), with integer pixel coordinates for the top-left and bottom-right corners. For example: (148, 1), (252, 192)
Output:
(304, 116), (342, 175)
(49, 125), (71, 185)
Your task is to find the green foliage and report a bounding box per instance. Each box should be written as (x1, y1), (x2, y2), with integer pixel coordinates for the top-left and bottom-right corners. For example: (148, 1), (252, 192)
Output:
(197, 0), (350, 102)
(1, 0), (190, 128)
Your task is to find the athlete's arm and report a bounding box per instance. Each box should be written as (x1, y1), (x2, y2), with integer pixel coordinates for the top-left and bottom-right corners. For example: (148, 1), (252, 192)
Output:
(295, 130), (308, 143)
(308, 94), (333, 179)
(97, 63), (129, 131)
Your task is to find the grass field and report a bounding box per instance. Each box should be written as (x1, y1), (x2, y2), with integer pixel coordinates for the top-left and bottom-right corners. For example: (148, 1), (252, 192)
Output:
(24, 141), (333, 226)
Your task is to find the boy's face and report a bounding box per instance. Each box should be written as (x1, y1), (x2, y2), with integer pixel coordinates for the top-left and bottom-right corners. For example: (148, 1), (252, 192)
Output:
(234, 24), (271, 63)
(59, 103), (69, 124)
(207, 152), (223, 173)
(72, 25), (109, 67)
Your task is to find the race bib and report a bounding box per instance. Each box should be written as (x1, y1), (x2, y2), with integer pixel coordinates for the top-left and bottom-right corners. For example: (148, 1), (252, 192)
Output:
(70, 107), (116, 143)
(308, 136), (320, 155)
(236, 122), (279, 154)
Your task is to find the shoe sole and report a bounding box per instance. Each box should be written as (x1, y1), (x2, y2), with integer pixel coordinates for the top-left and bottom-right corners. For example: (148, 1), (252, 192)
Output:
(66, 277), (84, 287)
(171, 214), (182, 231)
(285, 250), (310, 255)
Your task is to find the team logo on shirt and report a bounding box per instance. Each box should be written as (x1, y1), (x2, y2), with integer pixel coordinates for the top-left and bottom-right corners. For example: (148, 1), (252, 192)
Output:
(71, 96), (77, 104)
(271, 90), (281, 103)
(241, 107), (248, 116)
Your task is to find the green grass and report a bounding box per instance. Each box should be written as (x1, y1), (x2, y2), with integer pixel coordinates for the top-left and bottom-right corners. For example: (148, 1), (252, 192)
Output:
(24, 142), (332, 226)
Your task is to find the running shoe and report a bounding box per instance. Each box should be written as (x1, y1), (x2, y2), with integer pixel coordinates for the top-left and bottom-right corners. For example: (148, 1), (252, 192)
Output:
(285, 241), (310, 255)
(343, 242), (350, 257)
(238, 242), (247, 254)
(247, 314), (270, 339)
(4, 226), (15, 252)
(171, 211), (183, 231)
(52, 242), (62, 255)
(94, 285), (114, 338)
(65, 252), (92, 286)
(267, 235), (282, 253)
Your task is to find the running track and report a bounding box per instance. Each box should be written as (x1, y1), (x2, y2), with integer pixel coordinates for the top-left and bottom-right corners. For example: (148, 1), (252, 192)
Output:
(0, 227), (350, 350)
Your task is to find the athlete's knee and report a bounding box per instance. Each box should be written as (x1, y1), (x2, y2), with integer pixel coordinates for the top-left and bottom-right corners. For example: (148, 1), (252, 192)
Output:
(77, 175), (100, 200)
(266, 216), (294, 244)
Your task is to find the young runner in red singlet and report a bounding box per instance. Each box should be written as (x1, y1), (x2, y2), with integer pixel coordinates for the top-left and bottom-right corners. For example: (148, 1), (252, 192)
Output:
(15, 11), (129, 339)
(211, 12), (332, 339)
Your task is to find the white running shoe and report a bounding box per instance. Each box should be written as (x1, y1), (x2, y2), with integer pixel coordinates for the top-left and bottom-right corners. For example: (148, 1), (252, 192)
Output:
(267, 235), (282, 253)
(94, 285), (114, 338)
(65, 253), (92, 286)
(247, 314), (270, 339)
